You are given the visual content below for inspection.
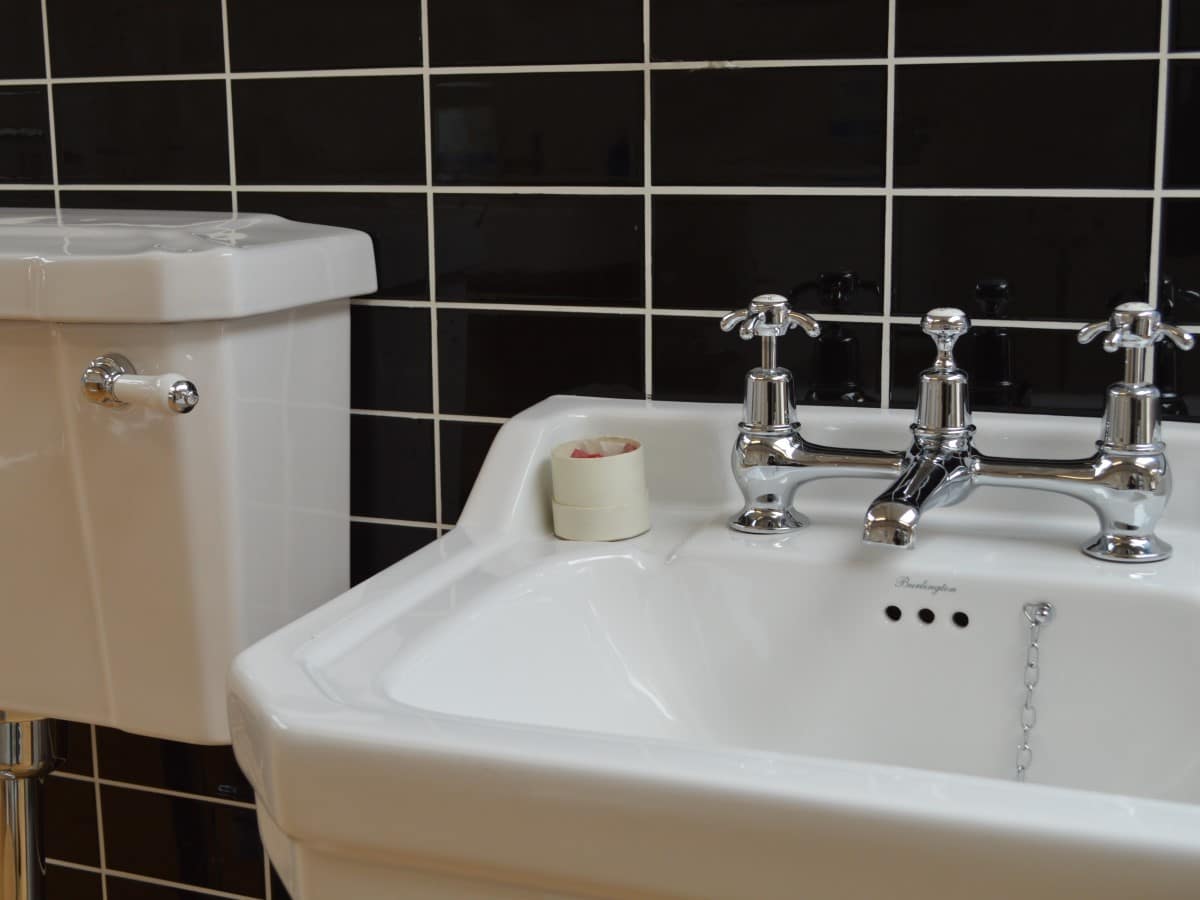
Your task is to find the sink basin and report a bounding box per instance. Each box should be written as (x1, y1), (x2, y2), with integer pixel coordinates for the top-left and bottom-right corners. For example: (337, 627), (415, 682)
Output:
(230, 397), (1200, 900)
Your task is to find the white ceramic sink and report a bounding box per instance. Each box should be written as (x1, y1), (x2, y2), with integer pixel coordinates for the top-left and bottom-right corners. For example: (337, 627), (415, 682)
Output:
(230, 397), (1200, 900)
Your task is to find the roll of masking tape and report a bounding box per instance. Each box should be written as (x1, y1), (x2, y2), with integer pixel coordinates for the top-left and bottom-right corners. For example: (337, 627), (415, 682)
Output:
(550, 436), (650, 541)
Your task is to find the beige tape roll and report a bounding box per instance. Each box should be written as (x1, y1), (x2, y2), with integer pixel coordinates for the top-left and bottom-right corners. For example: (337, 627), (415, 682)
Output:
(550, 437), (650, 541)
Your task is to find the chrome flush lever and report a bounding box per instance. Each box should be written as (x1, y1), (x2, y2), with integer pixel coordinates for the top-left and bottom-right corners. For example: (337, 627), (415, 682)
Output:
(81, 353), (199, 414)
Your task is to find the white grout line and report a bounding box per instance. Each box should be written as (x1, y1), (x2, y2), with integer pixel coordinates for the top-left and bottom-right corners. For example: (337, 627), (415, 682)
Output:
(880, 0), (897, 409)
(1147, 0), (1173, 312)
(37, 0), (60, 215)
(89, 724), (109, 900)
(350, 515), (440, 528)
(264, 852), (273, 900)
(219, 0), (238, 215)
(643, 0), (653, 399)
(53, 770), (257, 809)
(890, 316), (1092, 330)
(420, 0), (444, 536)
(7, 50), (1199, 90)
(351, 408), (507, 424)
(47, 859), (262, 900)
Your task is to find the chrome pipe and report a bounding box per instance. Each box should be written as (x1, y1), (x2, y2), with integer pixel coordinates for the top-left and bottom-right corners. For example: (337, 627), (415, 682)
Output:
(0, 718), (57, 900)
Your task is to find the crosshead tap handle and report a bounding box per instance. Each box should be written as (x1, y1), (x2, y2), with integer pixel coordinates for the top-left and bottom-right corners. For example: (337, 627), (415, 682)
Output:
(720, 294), (820, 370)
(1078, 301), (1195, 386)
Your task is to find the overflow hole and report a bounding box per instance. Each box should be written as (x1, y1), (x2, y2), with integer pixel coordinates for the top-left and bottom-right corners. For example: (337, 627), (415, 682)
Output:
(918, 608), (935, 624)
(884, 605), (901, 621)
(952, 611), (969, 628)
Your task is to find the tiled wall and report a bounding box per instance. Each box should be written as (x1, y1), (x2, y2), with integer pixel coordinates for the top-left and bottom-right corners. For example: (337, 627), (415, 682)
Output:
(6, 0), (1200, 897)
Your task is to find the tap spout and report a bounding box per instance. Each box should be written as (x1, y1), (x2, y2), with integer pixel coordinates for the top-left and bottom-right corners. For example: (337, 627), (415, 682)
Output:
(862, 441), (977, 549)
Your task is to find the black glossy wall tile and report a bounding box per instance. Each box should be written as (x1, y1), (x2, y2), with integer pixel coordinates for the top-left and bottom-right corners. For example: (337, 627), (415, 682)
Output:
(1175, 0), (1200, 49)
(431, 0), (642, 65)
(229, 0), (421, 71)
(432, 73), (643, 186)
(61, 191), (233, 212)
(440, 420), (501, 524)
(436, 195), (643, 305)
(234, 77), (424, 184)
(46, 0), (223, 77)
(351, 522), (437, 585)
(237, 193), (427, 298)
(96, 728), (254, 803)
(44, 776), (100, 866)
(102, 786), (264, 896)
(57, 720), (94, 776)
(653, 195), (884, 312)
(893, 198), (1152, 321)
(1, 0), (45, 78)
(653, 315), (881, 405)
(1162, 201), (1200, 306)
(897, 0), (1160, 56)
(107, 877), (221, 900)
(54, 82), (228, 184)
(351, 305), (433, 411)
(0, 87), (52, 183)
(890, 324), (1121, 415)
(0, 191), (53, 207)
(46, 865), (102, 900)
(651, 0), (887, 61)
(895, 62), (1157, 188)
(438, 309), (644, 416)
(351, 415), (437, 521)
(1167, 62), (1200, 188)
(652, 68), (886, 186)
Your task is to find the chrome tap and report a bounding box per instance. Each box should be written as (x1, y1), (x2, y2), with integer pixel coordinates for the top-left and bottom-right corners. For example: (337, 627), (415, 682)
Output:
(862, 302), (1195, 562)
(721, 294), (904, 533)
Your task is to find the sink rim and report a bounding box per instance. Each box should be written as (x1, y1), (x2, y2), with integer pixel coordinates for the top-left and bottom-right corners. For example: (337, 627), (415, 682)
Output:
(230, 396), (1200, 894)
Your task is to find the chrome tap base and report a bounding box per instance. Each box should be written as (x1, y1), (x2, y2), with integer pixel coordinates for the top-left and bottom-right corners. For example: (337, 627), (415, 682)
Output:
(0, 717), (57, 900)
(729, 506), (810, 534)
(1083, 532), (1172, 563)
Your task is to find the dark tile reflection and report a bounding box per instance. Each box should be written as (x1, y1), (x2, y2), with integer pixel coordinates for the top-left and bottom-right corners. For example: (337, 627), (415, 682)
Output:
(1161, 200), (1200, 316)
(0, 191), (53, 207)
(228, 0), (421, 71)
(431, 0), (642, 65)
(650, 0), (887, 61)
(440, 420), (502, 524)
(350, 522), (437, 585)
(55, 720), (93, 776)
(1167, 61), (1200, 188)
(892, 197), (1151, 321)
(54, 81), (228, 184)
(61, 191), (233, 212)
(47, 0), (224, 77)
(106, 877), (220, 900)
(1173, 0), (1200, 50)
(237, 192), (428, 298)
(0, 87), (52, 183)
(653, 195), (883, 311)
(44, 776), (100, 866)
(438, 309), (644, 416)
(1, 0), (45, 78)
(351, 305), (433, 411)
(432, 73), (643, 186)
(350, 415), (436, 521)
(233, 77), (425, 184)
(101, 786), (265, 896)
(652, 315), (881, 406)
(653, 67), (886, 186)
(45, 865), (102, 900)
(436, 194), (643, 305)
(890, 324), (1122, 416)
(895, 62), (1157, 188)
(897, 0), (1160, 56)
(95, 728), (254, 804)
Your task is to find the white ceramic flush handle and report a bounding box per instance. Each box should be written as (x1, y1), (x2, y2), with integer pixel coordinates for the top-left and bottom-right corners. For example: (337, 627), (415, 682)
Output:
(81, 353), (199, 414)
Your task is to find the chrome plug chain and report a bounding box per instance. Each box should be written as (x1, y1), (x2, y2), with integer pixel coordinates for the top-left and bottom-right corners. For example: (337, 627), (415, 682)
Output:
(1016, 601), (1054, 782)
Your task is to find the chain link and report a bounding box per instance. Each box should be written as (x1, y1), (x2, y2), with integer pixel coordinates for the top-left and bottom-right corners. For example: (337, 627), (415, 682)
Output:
(1016, 602), (1054, 782)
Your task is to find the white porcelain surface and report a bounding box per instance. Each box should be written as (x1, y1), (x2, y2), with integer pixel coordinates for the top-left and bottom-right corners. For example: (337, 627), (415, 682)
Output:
(0, 209), (371, 742)
(0, 209), (376, 322)
(231, 397), (1200, 899)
